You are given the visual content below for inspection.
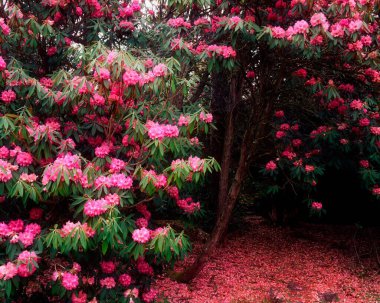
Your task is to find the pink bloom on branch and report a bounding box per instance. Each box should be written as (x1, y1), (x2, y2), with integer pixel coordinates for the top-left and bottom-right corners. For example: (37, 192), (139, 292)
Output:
(305, 165), (315, 173)
(293, 20), (309, 34)
(350, 99), (364, 110)
(274, 110), (285, 118)
(270, 26), (286, 39)
(167, 17), (191, 28)
(61, 272), (79, 290)
(293, 68), (307, 78)
(123, 69), (141, 86)
(100, 261), (116, 274)
(84, 198), (108, 217)
(0, 262), (17, 280)
(152, 64), (168, 77)
(132, 227), (151, 243)
(177, 197), (200, 213)
(142, 288), (158, 303)
(95, 143), (110, 158)
(276, 131), (286, 139)
(199, 112), (213, 123)
(359, 118), (370, 127)
(265, 160), (277, 171)
(136, 217), (148, 228)
(370, 127), (380, 135)
(1, 90), (16, 103)
(372, 186), (380, 195)
(246, 71), (255, 78)
(178, 115), (191, 126)
(310, 13), (329, 31)
(359, 160), (369, 168)
(146, 121), (179, 140)
(119, 273), (132, 287)
(71, 291), (87, 303)
(0, 56), (6, 71)
(47, 46), (57, 56)
(311, 201), (323, 210)
(17, 251), (38, 277)
(188, 156), (204, 172)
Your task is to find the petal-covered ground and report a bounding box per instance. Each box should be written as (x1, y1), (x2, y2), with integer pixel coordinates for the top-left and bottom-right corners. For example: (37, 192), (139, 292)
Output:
(155, 217), (380, 303)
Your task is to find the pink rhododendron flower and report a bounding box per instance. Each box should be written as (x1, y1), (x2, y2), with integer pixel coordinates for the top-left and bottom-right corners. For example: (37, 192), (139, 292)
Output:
(265, 160), (277, 171)
(71, 291), (87, 303)
(0, 262), (17, 280)
(199, 112), (213, 123)
(146, 121), (179, 140)
(246, 71), (255, 78)
(152, 64), (168, 77)
(84, 198), (108, 217)
(61, 272), (79, 290)
(1, 90), (16, 103)
(123, 69), (141, 86)
(118, 273), (132, 287)
(311, 201), (323, 210)
(100, 277), (116, 289)
(132, 227), (151, 243)
(370, 127), (380, 135)
(100, 261), (116, 274)
(136, 217), (149, 228)
(17, 251), (38, 277)
(0, 56), (6, 70)
(178, 115), (191, 126)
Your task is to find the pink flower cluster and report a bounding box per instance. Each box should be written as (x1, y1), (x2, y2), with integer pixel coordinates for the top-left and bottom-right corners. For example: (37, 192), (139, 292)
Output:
(145, 120), (179, 140)
(0, 56), (6, 70)
(137, 257), (154, 275)
(265, 160), (277, 171)
(200, 112), (213, 123)
(19, 173), (38, 183)
(0, 220), (41, 248)
(16, 250), (39, 277)
(119, 273), (132, 287)
(311, 201), (323, 210)
(205, 45), (236, 58)
(188, 156), (205, 172)
(94, 173), (133, 189)
(84, 193), (121, 217)
(132, 227), (151, 243)
(167, 183), (200, 213)
(95, 142), (111, 158)
(42, 153), (82, 185)
(167, 17), (191, 28)
(1, 89), (16, 103)
(122, 63), (168, 87)
(59, 221), (96, 238)
(142, 288), (158, 303)
(61, 272), (79, 290)
(0, 18), (10, 35)
(0, 262), (17, 280)
(142, 169), (167, 188)
(100, 277), (116, 289)
(177, 197), (201, 213)
(0, 159), (18, 182)
(100, 261), (116, 273)
(178, 115), (191, 126)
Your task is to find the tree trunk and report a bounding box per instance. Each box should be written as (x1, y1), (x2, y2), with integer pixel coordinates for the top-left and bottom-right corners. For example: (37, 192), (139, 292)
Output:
(173, 123), (254, 281)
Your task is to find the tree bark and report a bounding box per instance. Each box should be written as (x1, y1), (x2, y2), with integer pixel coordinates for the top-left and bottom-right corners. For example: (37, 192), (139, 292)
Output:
(172, 76), (252, 282)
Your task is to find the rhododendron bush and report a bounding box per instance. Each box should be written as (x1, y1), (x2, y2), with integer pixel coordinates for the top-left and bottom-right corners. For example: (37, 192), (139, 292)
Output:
(0, 0), (222, 301)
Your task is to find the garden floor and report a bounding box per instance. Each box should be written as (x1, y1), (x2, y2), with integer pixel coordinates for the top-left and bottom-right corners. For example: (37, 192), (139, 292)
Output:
(155, 217), (380, 303)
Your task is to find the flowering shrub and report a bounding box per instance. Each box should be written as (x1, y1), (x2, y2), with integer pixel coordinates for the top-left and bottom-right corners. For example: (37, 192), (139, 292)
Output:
(260, 60), (380, 212)
(0, 1), (222, 301)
